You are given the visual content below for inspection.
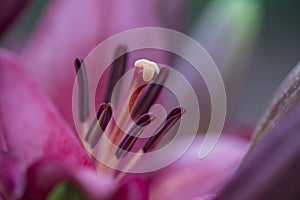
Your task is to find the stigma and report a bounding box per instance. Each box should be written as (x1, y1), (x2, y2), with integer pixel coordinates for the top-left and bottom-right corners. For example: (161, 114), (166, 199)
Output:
(134, 59), (160, 82)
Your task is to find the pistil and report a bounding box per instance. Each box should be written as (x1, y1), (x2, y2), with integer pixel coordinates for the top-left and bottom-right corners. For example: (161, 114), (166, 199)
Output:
(108, 59), (162, 151)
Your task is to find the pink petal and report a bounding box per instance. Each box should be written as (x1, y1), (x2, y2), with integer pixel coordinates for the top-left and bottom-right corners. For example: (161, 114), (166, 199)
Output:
(114, 177), (149, 200)
(21, 0), (165, 129)
(0, 48), (91, 167)
(148, 134), (248, 200)
(214, 100), (300, 200)
(23, 159), (115, 200)
(190, 193), (217, 200)
(0, 152), (25, 199)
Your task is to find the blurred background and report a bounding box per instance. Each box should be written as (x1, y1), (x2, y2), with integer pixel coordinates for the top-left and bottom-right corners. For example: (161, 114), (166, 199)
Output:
(1, 0), (299, 126)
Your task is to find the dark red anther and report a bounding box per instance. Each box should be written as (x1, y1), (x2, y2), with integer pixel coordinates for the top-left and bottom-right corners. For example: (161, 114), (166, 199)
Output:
(85, 103), (112, 148)
(74, 57), (90, 122)
(104, 45), (127, 103)
(143, 106), (185, 153)
(115, 113), (154, 159)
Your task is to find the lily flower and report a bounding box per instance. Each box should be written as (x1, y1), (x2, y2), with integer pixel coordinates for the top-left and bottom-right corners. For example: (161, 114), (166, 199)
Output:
(0, 48), (247, 199)
(0, 1), (280, 200)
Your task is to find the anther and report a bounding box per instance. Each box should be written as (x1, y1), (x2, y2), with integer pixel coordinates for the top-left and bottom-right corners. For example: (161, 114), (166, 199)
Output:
(74, 57), (90, 122)
(104, 45), (127, 103)
(115, 113), (155, 159)
(135, 59), (160, 82)
(143, 106), (186, 153)
(85, 103), (112, 148)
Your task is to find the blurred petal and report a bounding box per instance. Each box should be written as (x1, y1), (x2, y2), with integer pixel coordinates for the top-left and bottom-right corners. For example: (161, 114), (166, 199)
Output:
(156, 0), (187, 31)
(191, 0), (261, 104)
(0, 0), (29, 35)
(215, 96), (300, 200)
(172, 0), (262, 131)
(114, 177), (148, 200)
(249, 62), (300, 153)
(148, 135), (248, 200)
(106, 0), (162, 35)
(23, 159), (115, 200)
(0, 49), (91, 167)
(191, 0), (261, 77)
(191, 193), (217, 200)
(0, 152), (25, 199)
(21, 0), (165, 128)
(21, 0), (106, 129)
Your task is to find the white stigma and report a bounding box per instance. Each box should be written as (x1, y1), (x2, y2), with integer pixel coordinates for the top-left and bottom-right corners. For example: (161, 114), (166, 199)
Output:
(134, 59), (160, 82)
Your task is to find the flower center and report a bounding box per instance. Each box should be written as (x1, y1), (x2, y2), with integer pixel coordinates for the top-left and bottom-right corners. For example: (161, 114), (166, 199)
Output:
(74, 46), (185, 182)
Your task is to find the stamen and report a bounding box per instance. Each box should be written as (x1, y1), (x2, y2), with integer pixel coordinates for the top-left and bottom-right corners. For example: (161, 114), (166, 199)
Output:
(104, 45), (127, 103)
(76, 54), (182, 180)
(115, 113), (155, 159)
(134, 59), (160, 82)
(107, 59), (161, 147)
(131, 67), (169, 120)
(143, 106), (186, 153)
(74, 57), (90, 122)
(114, 107), (185, 182)
(85, 103), (112, 148)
